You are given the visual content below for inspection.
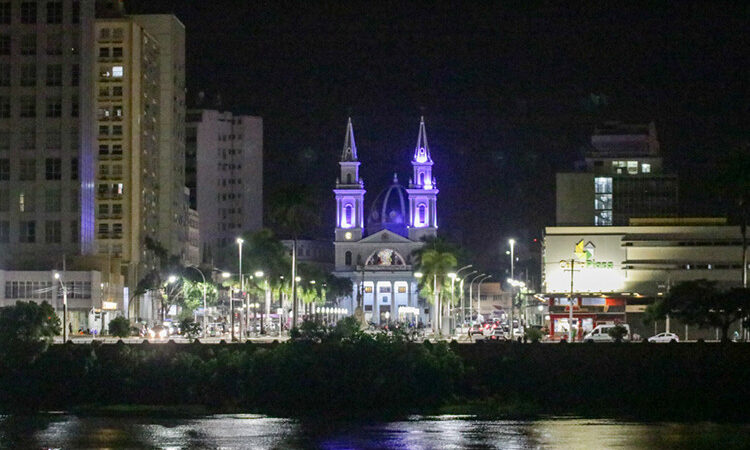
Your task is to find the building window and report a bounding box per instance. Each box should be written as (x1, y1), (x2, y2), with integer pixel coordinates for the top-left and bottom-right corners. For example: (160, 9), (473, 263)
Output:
(20, 2), (36, 23)
(45, 97), (62, 117)
(0, 221), (8, 243)
(72, 1), (79, 23)
(46, 33), (62, 55)
(0, 35), (10, 55)
(627, 161), (638, 175)
(20, 96), (36, 117)
(0, 2), (10, 24)
(0, 189), (7, 211)
(0, 159), (8, 180)
(71, 95), (78, 117)
(45, 158), (61, 180)
(642, 163), (651, 174)
(112, 125), (122, 135)
(71, 158), (78, 180)
(45, 130), (61, 149)
(19, 159), (36, 181)
(344, 204), (352, 226)
(112, 47), (123, 58)
(45, 188), (61, 212)
(98, 47), (109, 58)
(418, 204), (426, 224)
(20, 34), (36, 55)
(19, 221), (35, 243)
(0, 63), (6, 86)
(20, 64), (36, 86)
(21, 129), (35, 149)
(0, 96), (9, 118)
(46, 64), (62, 86)
(46, 1), (62, 24)
(594, 177), (613, 226)
(71, 64), (79, 86)
(45, 220), (61, 243)
(345, 251), (352, 266)
(70, 220), (78, 242)
(112, 65), (123, 77)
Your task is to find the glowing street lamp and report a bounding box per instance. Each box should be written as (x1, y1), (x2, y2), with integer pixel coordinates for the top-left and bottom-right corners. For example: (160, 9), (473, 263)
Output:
(234, 237), (244, 342)
(54, 272), (67, 342)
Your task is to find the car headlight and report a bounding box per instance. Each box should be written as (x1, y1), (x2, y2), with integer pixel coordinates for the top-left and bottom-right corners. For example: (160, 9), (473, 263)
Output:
(148, 330), (155, 337)
(160, 330), (167, 338)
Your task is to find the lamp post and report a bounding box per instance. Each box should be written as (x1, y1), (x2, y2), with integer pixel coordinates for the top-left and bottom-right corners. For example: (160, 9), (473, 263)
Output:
(448, 272), (457, 335)
(186, 266), (208, 338)
(236, 237), (244, 342)
(460, 270), (477, 325)
(477, 275), (492, 324)
(468, 273), (485, 324)
(54, 272), (67, 342)
(254, 270), (267, 335)
(453, 265), (473, 332)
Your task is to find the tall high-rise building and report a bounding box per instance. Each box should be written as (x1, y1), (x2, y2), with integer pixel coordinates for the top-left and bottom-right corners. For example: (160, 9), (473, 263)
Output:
(556, 122), (679, 226)
(0, 0), (96, 269)
(186, 109), (263, 270)
(93, 14), (161, 286)
(131, 14), (187, 262)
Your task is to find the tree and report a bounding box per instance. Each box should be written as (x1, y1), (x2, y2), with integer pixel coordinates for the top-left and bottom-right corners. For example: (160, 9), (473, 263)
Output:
(270, 184), (320, 329)
(645, 280), (750, 342)
(607, 324), (628, 343)
(179, 317), (201, 338)
(0, 301), (60, 366)
(108, 316), (131, 337)
(412, 237), (458, 334)
(133, 238), (185, 322)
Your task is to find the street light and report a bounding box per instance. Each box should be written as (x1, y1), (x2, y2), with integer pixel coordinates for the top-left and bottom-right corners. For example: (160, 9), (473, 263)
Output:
(185, 266), (208, 338)
(451, 265), (473, 333)
(468, 273), (485, 323)
(254, 270), (268, 335)
(459, 269), (477, 324)
(477, 275), (492, 323)
(235, 237), (244, 342)
(54, 272), (67, 342)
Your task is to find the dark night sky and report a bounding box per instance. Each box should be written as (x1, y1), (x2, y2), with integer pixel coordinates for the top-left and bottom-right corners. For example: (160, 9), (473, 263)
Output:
(129, 0), (748, 271)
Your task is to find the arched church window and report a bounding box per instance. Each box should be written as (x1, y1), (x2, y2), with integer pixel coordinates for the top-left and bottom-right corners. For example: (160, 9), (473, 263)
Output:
(419, 172), (425, 186)
(346, 173), (352, 184)
(344, 204), (352, 225)
(345, 251), (352, 266)
(418, 204), (426, 223)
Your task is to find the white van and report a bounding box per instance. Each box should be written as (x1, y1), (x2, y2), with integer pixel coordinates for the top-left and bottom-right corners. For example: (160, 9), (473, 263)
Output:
(583, 323), (631, 343)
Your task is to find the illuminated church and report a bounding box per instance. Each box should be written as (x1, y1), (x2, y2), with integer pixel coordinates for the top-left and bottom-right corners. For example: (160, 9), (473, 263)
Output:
(333, 117), (438, 325)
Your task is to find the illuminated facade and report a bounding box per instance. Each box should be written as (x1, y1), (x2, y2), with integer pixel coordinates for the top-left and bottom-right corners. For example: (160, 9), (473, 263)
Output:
(556, 122), (678, 226)
(542, 219), (747, 339)
(333, 117), (439, 325)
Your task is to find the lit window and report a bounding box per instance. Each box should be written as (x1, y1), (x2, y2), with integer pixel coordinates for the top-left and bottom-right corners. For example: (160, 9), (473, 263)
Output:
(641, 163), (651, 173)
(627, 161), (638, 174)
(418, 204), (426, 224)
(112, 66), (123, 77)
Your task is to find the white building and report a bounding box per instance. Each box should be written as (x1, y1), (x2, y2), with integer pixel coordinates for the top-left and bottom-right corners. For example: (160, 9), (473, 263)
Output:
(333, 117), (439, 326)
(186, 109), (263, 270)
(542, 218), (747, 339)
(0, 268), (124, 333)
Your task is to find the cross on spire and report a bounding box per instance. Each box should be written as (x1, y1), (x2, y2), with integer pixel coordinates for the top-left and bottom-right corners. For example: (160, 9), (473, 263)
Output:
(341, 117), (358, 162)
(413, 115), (432, 163)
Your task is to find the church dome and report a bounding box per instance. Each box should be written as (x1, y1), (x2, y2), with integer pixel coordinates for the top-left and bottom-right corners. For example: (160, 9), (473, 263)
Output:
(367, 174), (408, 237)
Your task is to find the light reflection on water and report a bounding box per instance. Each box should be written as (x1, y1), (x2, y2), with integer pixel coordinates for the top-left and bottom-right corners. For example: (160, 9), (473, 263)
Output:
(1, 413), (750, 449)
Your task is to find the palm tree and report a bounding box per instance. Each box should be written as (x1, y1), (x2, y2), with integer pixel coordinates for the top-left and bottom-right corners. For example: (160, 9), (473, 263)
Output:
(270, 184), (320, 328)
(412, 237), (457, 334)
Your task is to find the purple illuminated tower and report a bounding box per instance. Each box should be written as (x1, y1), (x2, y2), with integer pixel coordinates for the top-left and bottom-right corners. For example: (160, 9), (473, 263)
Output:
(407, 116), (439, 241)
(334, 118), (366, 242)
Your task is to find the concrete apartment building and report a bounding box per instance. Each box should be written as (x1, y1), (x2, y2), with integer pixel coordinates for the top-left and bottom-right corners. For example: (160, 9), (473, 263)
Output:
(0, 0), (188, 329)
(556, 122), (679, 226)
(186, 109), (262, 271)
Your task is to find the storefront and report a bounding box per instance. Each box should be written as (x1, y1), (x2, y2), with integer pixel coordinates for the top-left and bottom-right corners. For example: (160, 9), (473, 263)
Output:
(547, 295), (626, 340)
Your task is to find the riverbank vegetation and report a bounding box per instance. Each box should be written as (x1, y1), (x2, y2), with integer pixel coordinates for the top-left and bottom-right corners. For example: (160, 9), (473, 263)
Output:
(2, 303), (750, 421)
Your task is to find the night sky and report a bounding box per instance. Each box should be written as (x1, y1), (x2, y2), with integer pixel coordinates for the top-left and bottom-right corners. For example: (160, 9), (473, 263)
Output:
(128, 0), (748, 273)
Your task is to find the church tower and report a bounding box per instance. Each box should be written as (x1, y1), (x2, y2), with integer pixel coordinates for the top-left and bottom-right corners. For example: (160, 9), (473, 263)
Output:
(407, 116), (439, 241)
(334, 118), (366, 242)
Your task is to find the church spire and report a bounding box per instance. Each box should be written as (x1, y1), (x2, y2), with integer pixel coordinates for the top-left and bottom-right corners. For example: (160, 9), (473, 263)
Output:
(413, 116), (432, 163)
(341, 117), (358, 162)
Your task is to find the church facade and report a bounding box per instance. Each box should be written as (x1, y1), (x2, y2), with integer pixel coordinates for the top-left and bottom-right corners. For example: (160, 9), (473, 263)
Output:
(333, 117), (438, 325)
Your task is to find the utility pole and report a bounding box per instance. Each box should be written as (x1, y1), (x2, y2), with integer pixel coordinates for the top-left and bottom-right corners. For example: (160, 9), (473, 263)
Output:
(563, 258), (580, 342)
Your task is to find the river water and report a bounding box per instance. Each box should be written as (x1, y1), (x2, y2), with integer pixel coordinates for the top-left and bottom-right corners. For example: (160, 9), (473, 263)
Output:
(1, 414), (749, 449)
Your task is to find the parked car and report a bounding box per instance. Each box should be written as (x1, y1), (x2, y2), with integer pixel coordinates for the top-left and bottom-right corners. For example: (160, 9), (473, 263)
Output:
(648, 332), (679, 343)
(148, 325), (169, 339)
(583, 323), (631, 343)
(468, 324), (484, 337)
(486, 327), (508, 341)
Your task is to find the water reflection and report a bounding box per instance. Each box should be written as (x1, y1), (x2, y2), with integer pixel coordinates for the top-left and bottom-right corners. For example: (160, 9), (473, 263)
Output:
(2, 413), (750, 449)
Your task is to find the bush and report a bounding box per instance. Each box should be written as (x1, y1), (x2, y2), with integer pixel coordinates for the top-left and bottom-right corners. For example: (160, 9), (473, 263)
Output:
(108, 316), (131, 338)
(179, 317), (201, 338)
(525, 327), (544, 343)
(608, 324), (628, 343)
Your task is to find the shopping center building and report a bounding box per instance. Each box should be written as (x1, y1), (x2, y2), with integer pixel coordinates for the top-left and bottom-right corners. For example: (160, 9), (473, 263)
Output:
(542, 218), (747, 340)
